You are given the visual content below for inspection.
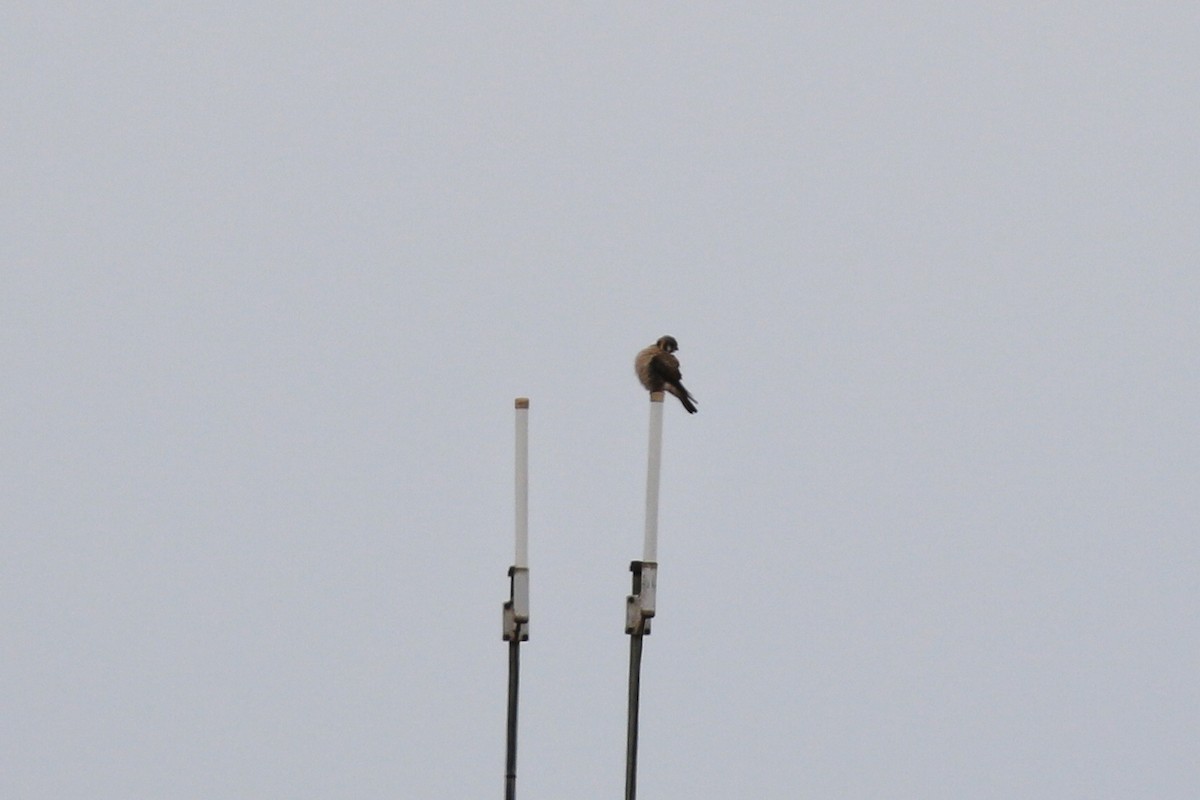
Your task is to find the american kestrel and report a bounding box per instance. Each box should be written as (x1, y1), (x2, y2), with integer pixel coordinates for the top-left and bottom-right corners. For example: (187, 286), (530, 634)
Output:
(635, 335), (698, 414)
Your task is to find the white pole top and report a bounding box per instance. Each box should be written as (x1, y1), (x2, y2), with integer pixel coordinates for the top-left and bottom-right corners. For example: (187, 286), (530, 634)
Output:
(514, 398), (529, 569)
(643, 393), (664, 562)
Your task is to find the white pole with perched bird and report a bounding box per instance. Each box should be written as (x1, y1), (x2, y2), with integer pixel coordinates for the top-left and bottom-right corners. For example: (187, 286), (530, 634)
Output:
(625, 335), (698, 800)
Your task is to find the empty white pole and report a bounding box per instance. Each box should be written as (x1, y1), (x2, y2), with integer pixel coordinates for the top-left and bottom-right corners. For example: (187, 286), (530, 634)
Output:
(643, 392), (664, 563)
(514, 398), (529, 569)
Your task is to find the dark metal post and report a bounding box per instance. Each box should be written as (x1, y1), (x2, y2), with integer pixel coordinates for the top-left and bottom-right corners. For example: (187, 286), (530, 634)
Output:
(505, 637), (520, 800)
(625, 560), (656, 800)
(503, 566), (529, 800)
(625, 630), (644, 800)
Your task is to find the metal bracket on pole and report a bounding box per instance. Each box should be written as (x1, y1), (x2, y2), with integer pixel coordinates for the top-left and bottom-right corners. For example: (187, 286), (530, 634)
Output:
(625, 560), (656, 635)
(503, 566), (530, 642)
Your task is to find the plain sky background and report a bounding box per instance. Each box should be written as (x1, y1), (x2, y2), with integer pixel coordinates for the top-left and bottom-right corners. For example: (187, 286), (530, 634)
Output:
(4, 4), (1197, 798)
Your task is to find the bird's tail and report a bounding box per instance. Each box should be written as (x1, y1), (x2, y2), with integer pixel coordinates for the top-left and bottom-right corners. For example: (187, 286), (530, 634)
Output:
(673, 383), (698, 414)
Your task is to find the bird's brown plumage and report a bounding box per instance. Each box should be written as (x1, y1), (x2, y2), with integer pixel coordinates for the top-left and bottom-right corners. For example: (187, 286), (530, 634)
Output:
(635, 335), (698, 414)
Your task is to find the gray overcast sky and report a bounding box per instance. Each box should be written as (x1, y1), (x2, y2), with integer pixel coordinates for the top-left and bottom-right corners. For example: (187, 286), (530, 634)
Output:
(4, 4), (1197, 799)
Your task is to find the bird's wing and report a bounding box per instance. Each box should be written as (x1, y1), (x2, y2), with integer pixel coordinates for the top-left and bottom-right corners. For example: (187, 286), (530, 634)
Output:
(649, 351), (683, 385)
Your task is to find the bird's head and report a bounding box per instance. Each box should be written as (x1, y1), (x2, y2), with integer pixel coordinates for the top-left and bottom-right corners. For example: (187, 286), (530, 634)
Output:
(657, 335), (679, 353)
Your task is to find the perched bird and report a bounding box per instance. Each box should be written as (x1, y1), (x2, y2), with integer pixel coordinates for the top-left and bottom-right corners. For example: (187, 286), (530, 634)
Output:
(635, 335), (698, 414)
